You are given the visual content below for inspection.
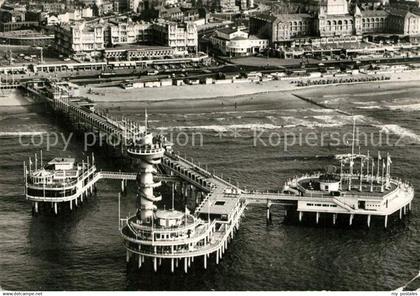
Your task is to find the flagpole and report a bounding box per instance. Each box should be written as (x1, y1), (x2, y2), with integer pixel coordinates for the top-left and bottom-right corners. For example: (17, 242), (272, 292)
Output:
(23, 161), (26, 195)
(40, 150), (43, 167)
(359, 156), (363, 192)
(381, 159), (385, 193)
(366, 150), (370, 181)
(208, 197), (210, 224)
(339, 159), (343, 191)
(118, 193), (121, 230)
(370, 158), (374, 192)
(35, 153), (38, 171)
(151, 211), (154, 243)
(171, 183), (174, 211)
(377, 151), (381, 182)
(145, 108), (148, 134)
(349, 117), (356, 191)
(386, 153), (392, 189)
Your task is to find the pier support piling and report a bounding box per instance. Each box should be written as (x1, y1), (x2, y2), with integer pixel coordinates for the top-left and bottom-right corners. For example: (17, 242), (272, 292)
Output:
(367, 215), (371, 228)
(138, 256), (142, 269)
(333, 213), (337, 225)
(298, 211), (303, 222)
(349, 214), (354, 226)
(384, 215), (388, 229)
(154, 258), (157, 272)
(121, 179), (125, 195)
(70, 200), (72, 211)
(34, 202), (38, 214)
(126, 250), (130, 263)
(266, 201), (272, 225)
(399, 208), (402, 220)
(54, 202), (58, 215)
(216, 250), (219, 264)
(171, 258), (174, 273)
(184, 258), (188, 273)
(316, 212), (320, 224)
(204, 254), (207, 269)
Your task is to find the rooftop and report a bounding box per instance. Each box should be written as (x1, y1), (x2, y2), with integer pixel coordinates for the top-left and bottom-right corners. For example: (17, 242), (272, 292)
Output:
(361, 9), (389, 17)
(105, 44), (173, 51)
(48, 157), (75, 165)
(199, 195), (240, 217)
(155, 209), (184, 220)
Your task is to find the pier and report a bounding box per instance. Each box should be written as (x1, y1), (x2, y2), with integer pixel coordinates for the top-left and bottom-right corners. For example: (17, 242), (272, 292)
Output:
(21, 78), (415, 273)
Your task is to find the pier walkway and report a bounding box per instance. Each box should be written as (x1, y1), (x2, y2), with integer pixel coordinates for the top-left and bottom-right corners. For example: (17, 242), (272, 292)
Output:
(22, 78), (414, 273)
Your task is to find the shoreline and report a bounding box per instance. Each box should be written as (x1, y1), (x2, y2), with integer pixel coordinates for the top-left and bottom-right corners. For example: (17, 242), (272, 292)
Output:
(3, 68), (420, 108)
(79, 68), (420, 104)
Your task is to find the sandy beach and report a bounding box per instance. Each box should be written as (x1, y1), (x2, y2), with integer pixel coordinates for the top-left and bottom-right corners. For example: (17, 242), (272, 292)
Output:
(78, 68), (420, 105)
(78, 79), (296, 103)
(2, 68), (420, 108)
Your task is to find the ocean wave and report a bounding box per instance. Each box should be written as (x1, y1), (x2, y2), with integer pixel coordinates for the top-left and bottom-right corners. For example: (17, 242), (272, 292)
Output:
(157, 124), (279, 132)
(386, 103), (420, 111)
(355, 89), (410, 97)
(157, 115), (370, 132)
(352, 101), (378, 106)
(375, 124), (420, 143)
(321, 97), (346, 104)
(0, 131), (47, 137)
(356, 106), (383, 110)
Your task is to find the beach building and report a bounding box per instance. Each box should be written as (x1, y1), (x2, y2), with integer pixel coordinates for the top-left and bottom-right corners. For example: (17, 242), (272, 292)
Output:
(250, 0), (420, 47)
(54, 17), (198, 58)
(209, 27), (268, 56)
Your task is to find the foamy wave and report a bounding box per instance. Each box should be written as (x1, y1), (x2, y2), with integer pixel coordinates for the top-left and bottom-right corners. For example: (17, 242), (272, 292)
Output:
(356, 106), (383, 110)
(307, 108), (336, 113)
(321, 97), (346, 104)
(386, 103), (420, 111)
(158, 115), (370, 132)
(375, 124), (420, 143)
(282, 114), (368, 129)
(157, 124), (279, 132)
(352, 101), (378, 106)
(0, 131), (47, 137)
(356, 89), (409, 97)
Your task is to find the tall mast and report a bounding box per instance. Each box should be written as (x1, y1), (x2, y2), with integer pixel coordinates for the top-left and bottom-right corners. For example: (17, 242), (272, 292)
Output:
(145, 108), (148, 134)
(171, 183), (174, 211)
(349, 116), (356, 191)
